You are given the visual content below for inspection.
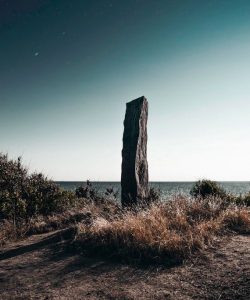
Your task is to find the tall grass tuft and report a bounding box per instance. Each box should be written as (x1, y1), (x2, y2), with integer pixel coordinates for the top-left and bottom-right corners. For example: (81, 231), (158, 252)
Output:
(75, 197), (250, 265)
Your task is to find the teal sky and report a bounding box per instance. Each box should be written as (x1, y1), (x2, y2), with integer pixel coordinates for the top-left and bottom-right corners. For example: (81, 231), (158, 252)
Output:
(1, 0), (250, 181)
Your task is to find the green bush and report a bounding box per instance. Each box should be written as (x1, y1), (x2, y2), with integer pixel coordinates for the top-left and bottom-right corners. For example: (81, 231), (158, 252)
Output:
(242, 193), (250, 206)
(24, 173), (75, 217)
(0, 153), (74, 224)
(190, 180), (228, 199)
(235, 192), (250, 207)
(0, 154), (27, 223)
(75, 180), (98, 199)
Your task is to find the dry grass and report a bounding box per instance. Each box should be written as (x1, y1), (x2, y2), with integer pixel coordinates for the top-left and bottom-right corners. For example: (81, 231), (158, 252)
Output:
(75, 196), (250, 264)
(0, 220), (19, 247)
(221, 207), (250, 233)
(28, 198), (121, 234)
(1, 195), (250, 265)
(0, 198), (120, 247)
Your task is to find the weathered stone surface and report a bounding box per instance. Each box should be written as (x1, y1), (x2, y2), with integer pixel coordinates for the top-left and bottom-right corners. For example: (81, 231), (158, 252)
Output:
(121, 96), (149, 206)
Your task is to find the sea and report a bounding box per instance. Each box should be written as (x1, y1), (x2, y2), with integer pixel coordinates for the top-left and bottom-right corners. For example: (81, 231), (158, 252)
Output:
(57, 181), (250, 200)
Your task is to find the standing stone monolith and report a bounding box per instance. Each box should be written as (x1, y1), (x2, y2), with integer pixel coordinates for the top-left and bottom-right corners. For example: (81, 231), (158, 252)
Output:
(121, 96), (149, 206)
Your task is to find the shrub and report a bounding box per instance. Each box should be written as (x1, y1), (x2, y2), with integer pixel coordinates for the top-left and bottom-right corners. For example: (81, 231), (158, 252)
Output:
(24, 173), (75, 217)
(235, 192), (250, 207)
(0, 153), (75, 224)
(75, 180), (98, 199)
(0, 154), (28, 223)
(190, 180), (228, 199)
(105, 187), (119, 200)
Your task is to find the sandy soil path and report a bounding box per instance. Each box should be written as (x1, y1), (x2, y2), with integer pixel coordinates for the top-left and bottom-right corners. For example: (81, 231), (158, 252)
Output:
(0, 229), (249, 300)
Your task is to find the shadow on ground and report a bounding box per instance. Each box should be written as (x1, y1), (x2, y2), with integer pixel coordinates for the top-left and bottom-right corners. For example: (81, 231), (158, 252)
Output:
(0, 229), (249, 299)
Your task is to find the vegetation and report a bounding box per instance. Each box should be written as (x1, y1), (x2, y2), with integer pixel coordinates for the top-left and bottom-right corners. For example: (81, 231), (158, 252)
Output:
(190, 179), (228, 199)
(74, 197), (250, 264)
(0, 153), (120, 245)
(75, 180), (97, 199)
(0, 153), (250, 265)
(190, 179), (250, 206)
(0, 154), (75, 225)
(236, 192), (250, 206)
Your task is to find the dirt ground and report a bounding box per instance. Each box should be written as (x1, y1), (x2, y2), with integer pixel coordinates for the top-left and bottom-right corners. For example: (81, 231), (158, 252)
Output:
(0, 229), (249, 300)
